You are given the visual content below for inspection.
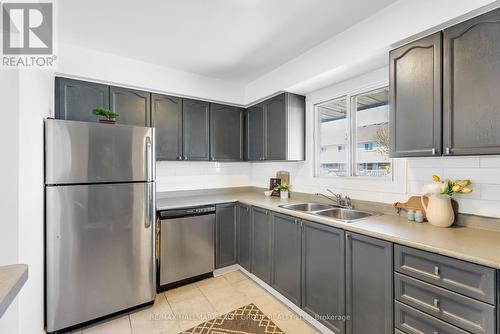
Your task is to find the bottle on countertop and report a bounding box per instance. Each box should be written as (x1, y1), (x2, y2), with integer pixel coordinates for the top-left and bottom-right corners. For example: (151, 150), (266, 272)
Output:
(414, 210), (424, 223)
(407, 209), (415, 221)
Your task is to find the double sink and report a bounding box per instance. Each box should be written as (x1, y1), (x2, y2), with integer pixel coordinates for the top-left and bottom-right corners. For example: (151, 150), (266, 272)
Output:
(279, 202), (380, 223)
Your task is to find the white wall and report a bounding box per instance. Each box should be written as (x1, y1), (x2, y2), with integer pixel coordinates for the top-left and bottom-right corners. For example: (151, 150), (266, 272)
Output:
(16, 70), (54, 334)
(245, 0), (499, 102)
(57, 43), (246, 105)
(0, 69), (20, 334)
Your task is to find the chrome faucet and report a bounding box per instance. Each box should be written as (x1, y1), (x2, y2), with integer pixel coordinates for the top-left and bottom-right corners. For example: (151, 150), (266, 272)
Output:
(315, 189), (353, 209)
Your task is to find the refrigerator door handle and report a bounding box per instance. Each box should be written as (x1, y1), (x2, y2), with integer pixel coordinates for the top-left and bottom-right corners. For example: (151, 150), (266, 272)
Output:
(145, 136), (153, 182)
(145, 182), (155, 229)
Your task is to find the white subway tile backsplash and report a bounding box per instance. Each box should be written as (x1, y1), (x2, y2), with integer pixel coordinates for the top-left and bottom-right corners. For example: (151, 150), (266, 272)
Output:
(480, 184), (500, 201)
(156, 155), (500, 218)
(479, 156), (500, 168)
(408, 157), (479, 169)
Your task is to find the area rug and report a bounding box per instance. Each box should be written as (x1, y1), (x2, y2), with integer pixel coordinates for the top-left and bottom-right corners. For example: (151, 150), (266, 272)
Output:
(182, 303), (285, 334)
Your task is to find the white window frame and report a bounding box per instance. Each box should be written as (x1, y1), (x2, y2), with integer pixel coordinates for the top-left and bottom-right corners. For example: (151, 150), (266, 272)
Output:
(314, 83), (393, 180)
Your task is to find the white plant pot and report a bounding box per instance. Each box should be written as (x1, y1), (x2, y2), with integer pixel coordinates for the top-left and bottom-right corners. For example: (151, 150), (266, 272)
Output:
(280, 190), (289, 199)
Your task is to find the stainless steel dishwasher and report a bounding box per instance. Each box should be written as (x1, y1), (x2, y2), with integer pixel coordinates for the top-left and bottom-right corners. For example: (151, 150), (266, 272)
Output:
(158, 206), (215, 288)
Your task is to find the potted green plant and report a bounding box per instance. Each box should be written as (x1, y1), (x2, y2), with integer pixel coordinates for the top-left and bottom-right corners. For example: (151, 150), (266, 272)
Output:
(275, 182), (291, 199)
(92, 108), (120, 124)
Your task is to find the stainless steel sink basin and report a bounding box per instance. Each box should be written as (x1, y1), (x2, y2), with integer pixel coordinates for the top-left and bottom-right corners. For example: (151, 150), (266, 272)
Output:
(314, 208), (376, 222)
(279, 203), (333, 212)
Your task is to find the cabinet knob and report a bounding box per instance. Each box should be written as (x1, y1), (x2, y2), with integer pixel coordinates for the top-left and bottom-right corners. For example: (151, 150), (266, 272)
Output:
(183, 156), (187, 160)
(433, 298), (440, 309)
(445, 147), (451, 155)
(431, 148), (436, 155)
(434, 265), (440, 277)
(178, 156), (182, 160)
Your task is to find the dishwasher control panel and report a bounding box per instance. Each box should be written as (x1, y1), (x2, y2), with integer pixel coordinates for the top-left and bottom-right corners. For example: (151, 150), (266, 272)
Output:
(159, 205), (216, 219)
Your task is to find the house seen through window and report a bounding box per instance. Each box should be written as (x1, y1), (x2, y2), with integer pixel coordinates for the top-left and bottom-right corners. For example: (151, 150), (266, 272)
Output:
(316, 86), (391, 178)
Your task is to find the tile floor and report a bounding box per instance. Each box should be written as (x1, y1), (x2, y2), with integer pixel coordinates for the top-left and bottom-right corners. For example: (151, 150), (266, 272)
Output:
(70, 270), (319, 334)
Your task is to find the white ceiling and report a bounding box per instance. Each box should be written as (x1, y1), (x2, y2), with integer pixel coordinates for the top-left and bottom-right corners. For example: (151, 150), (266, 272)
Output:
(58, 0), (398, 84)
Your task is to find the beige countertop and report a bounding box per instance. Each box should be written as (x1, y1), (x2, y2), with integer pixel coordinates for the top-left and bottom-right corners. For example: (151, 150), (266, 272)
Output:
(157, 192), (500, 269)
(0, 264), (28, 318)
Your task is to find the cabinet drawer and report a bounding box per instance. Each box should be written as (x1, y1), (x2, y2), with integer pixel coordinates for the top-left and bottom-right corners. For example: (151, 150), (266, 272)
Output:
(395, 245), (495, 304)
(395, 273), (495, 334)
(395, 301), (469, 334)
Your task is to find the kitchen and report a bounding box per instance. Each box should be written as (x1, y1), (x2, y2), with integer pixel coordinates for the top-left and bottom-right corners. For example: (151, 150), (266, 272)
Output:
(2, 1), (500, 334)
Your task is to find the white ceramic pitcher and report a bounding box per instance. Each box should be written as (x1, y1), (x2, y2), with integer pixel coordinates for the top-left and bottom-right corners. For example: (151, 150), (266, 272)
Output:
(421, 194), (455, 228)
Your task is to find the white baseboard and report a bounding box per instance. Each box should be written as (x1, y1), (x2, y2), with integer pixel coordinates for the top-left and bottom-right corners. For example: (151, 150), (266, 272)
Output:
(217, 265), (335, 334)
(213, 264), (240, 276)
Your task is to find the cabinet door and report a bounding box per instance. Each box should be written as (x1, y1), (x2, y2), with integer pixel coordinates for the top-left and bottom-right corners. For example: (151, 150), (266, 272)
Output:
(210, 104), (244, 161)
(110, 86), (151, 127)
(237, 204), (251, 271)
(302, 221), (345, 333)
(183, 99), (210, 160)
(346, 232), (393, 334)
(152, 94), (182, 161)
(389, 32), (442, 157)
(444, 8), (500, 155)
(251, 207), (271, 284)
(265, 93), (287, 160)
(55, 77), (109, 122)
(247, 103), (265, 161)
(271, 213), (301, 306)
(215, 203), (237, 269)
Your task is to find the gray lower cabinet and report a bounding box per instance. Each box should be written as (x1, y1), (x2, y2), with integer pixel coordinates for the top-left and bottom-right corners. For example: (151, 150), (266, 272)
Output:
(247, 103), (265, 161)
(237, 204), (251, 271)
(183, 99), (210, 160)
(152, 94), (182, 161)
(302, 221), (345, 334)
(443, 7), (500, 156)
(215, 203), (238, 269)
(215, 203), (237, 269)
(389, 32), (442, 157)
(395, 272), (495, 334)
(394, 244), (496, 304)
(251, 207), (272, 284)
(210, 104), (244, 161)
(110, 86), (151, 127)
(395, 301), (469, 334)
(55, 77), (109, 122)
(271, 213), (301, 306)
(345, 232), (393, 334)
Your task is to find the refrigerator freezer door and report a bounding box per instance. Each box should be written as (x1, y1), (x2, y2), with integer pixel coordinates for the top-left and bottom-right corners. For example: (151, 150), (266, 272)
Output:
(45, 119), (154, 184)
(46, 182), (155, 332)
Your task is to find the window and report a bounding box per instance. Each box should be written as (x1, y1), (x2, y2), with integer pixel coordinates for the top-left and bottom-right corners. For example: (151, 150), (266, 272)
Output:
(316, 86), (391, 178)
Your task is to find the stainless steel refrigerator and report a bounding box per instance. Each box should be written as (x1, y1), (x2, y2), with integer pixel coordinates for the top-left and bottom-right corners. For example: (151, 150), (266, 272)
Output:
(45, 119), (156, 333)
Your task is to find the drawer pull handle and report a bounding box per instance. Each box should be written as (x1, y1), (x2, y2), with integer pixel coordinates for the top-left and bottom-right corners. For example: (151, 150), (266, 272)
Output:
(433, 298), (440, 309)
(434, 266), (440, 277)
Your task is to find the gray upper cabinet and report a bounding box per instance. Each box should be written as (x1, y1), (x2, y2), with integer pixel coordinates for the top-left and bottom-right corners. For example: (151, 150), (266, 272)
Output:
(215, 203), (237, 269)
(246, 92), (305, 161)
(265, 94), (286, 160)
(210, 104), (244, 161)
(55, 77), (109, 123)
(237, 204), (251, 271)
(251, 207), (272, 284)
(346, 232), (393, 334)
(247, 103), (265, 161)
(443, 7), (500, 156)
(389, 32), (442, 157)
(152, 94), (182, 161)
(110, 86), (151, 127)
(271, 213), (301, 306)
(182, 99), (210, 160)
(302, 221), (345, 333)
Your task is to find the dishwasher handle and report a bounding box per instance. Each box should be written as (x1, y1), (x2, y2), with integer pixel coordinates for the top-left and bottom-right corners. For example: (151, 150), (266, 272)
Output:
(159, 206), (216, 219)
